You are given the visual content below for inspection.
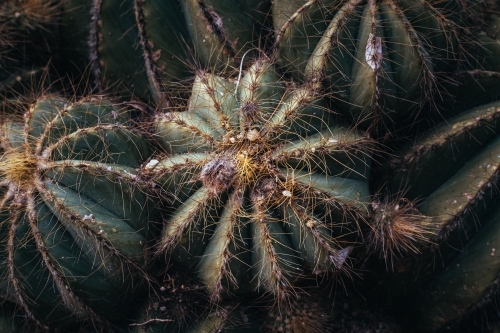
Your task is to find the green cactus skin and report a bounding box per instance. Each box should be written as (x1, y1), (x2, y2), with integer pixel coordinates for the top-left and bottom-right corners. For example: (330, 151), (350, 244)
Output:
(385, 101), (500, 248)
(61, 0), (159, 100)
(59, 0), (268, 104)
(441, 12), (500, 118)
(271, 0), (492, 130)
(180, 0), (270, 70)
(387, 101), (500, 198)
(145, 59), (372, 304)
(413, 195), (500, 332)
(0, 97), (159, 331)
(368, 101), (500, 331)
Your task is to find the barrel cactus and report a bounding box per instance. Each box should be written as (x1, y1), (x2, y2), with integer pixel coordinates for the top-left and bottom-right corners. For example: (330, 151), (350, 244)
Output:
(59, 0), (268, 104)
(370, 100), (500, 331)
(145, 59), (372, 303)
(0, 96), (159, 331)
(271, 0), (495, 130)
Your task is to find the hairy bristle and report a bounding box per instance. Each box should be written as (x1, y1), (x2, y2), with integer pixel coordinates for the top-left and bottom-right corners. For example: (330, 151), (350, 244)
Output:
(368, 194), (434, 267)
(0, 146), (38, 187)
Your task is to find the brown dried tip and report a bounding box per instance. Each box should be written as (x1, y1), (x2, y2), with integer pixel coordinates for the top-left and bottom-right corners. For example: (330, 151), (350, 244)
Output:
(199, 155), (237, 194)
(368, 195), (434, 267)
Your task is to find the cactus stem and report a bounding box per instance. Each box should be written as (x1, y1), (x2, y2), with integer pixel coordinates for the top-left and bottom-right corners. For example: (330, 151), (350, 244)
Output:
(196, 0), (237, 59)
(206, 190), (245, 303)
(272, 0), (318, 59)
(158, 187), (217, 255)
(252, 202), (296, 303)
(35, 180), (147, 276)
(133, 0), (170, 107)
(88, 0), (103, 92)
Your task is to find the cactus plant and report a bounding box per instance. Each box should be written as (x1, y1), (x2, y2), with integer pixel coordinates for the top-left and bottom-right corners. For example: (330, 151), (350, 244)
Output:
(145, 59), (373, 304)
(0, 301), (22, 333)
(0, 96), (159, 331)
(0, 0), (60, 61)
(4, 1), (500, 332)
(59, 0), (269, 104)
(271, 0), (495, 131)
(369, 100), (500, 331)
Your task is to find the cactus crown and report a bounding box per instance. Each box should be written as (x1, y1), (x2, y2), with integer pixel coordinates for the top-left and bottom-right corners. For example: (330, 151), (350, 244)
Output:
(147, 58), (374, 305)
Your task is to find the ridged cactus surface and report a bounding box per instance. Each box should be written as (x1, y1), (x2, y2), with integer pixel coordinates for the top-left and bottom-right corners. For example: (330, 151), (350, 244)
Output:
(372, 101), (500, 331)
(0, 97), (159, 330)
(60, 0), (268, 104)
(271, 0), (492, 129)
(3, 1), (500, 332)
(146, 59), (372, 303)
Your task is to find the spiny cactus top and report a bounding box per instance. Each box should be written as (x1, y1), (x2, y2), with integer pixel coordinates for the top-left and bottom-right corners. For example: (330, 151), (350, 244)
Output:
(0, 97), (158, 331)
(146, 59), (372, 303)
(272, 0), (489, 129)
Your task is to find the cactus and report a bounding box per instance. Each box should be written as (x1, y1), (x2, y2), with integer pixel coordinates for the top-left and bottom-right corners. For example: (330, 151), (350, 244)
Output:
(0, 0), (60, 60)
(0, 301), (22, 333)
(5, 1), (500, 332)
(411, 195), (500, 331)
(59, 0), (269, 104)
(0, 96), (159, 331)
(145, 59), (373, 304)
(271, 0), (495, 131)
(385, 100), (500, 245)
(368, 100), (500, 331)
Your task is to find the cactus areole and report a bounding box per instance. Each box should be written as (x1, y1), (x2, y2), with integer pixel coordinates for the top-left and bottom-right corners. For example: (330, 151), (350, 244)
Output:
(148, 60), (372, 302)
(0, 97), (158, 330)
